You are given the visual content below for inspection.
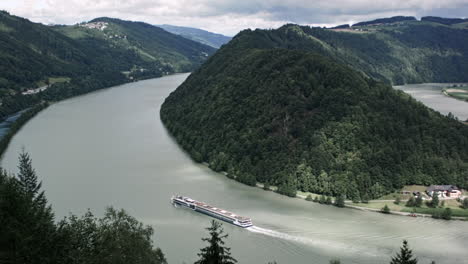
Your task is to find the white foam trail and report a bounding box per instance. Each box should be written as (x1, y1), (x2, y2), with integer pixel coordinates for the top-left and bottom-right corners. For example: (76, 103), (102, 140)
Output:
(246, 226), (382, 257)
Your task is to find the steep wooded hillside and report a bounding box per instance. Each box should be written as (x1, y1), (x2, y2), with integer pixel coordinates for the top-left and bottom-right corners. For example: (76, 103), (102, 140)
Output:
(161, 23), (468, 199)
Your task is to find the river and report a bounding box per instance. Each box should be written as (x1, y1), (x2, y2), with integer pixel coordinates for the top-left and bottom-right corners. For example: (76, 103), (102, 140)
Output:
(2, 74), (468, 264)
(394, 83), (468, 121)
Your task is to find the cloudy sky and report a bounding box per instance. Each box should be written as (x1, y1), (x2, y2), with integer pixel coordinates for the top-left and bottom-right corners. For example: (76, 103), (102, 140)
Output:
(1, 0), (468, 36)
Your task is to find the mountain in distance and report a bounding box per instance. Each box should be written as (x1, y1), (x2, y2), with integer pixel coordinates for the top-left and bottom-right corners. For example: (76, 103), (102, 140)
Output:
(161, 17), (468, 200)
(0, 11), (215, 119)
(158, 24), (232, 48)
(352, 16), (417, 27)
(54, 17), (216, 73)
(232, 19), (468, 85)
(421, 16), (468, 25)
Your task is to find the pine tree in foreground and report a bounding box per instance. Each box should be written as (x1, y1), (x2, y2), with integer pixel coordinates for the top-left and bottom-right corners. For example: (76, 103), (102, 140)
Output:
(195, 220), (237, 264)
(390, 240), (418, 264)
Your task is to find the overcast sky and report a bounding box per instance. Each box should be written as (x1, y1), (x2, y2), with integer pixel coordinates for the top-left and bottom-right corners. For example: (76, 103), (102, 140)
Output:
(1, 0), (468, 36)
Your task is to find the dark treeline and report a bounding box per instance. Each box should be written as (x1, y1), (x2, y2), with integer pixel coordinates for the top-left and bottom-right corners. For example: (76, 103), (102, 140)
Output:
(161, 48), (468, 200)
(352, 16), (416, 27)
(421, 16), (468, 25)
(0, 151), (167, 264)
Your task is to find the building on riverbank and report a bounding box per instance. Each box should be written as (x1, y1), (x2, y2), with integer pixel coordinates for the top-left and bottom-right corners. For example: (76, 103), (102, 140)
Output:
(426, 185), (461, 198)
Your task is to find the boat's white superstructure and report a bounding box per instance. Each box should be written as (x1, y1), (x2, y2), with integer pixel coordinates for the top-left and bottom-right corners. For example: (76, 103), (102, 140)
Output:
(171, 195), (253, 228)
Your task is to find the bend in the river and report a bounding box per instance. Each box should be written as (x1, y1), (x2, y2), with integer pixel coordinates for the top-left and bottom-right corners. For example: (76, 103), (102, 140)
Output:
(2, 74), (468, 264)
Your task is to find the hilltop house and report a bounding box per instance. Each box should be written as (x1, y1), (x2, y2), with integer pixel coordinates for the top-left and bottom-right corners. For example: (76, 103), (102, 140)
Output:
(426, 185), (461, 198)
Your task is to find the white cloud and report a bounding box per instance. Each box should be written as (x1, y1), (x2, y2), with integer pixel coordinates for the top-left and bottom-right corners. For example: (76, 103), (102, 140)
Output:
(1, 0), (468, 36)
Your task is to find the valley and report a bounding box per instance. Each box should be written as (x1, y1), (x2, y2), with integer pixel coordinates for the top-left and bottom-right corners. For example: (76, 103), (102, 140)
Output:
(1, 6), (468, 263)
(2, 74), (468, 264)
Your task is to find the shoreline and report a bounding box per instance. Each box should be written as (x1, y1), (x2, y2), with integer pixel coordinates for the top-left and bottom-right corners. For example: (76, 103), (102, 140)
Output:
(0, 73), (187, 160)
(442, 87), (468, 103)
(0, 102), (49, 159)
(254, 183), (467, 221)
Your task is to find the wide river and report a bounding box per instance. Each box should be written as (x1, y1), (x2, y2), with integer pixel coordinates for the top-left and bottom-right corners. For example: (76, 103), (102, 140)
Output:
(2, 74), (468, 264)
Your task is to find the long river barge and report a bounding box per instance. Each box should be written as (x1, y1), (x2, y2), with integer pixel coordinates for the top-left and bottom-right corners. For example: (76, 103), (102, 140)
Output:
(171, 195), (253, 228)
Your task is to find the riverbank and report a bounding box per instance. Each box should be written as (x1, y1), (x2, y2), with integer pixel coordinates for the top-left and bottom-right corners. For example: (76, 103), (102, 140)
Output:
(255, 183), (468, 221)
(0, 71), (185, 159)
(442, 86), (468, 102)
(0, 102), (49, 158)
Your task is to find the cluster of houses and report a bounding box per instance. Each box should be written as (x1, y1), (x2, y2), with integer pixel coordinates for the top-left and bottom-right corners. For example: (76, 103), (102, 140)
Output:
(401, 185), (462, 199)
(79, 22), (108, 31)
(426, 185), (462, 198)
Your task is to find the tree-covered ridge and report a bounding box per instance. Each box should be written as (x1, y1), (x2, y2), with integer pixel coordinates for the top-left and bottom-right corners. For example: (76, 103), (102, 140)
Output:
(352, 16), (416, 27)
(220, 21), (468, 85)
(0, 11), (214, 120)
(87, 17), (215, 70)
(421, 16), (468, 25)
(161, 48), (468, 200)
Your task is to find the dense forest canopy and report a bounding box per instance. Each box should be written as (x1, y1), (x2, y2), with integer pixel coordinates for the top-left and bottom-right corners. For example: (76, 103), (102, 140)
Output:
(218, 21), (468, 85)
(421, 16), (468, 25)
(0, 11), (214, 120)
(161, 19), (468, 199)
(352, 16), (417, 27)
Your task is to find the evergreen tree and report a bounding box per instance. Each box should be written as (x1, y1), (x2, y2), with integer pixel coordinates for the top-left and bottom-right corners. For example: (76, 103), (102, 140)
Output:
(406, 197), (415, 207)
(329, 259), (341, 264)
(381, 204), (391, 214)
(394, 197), (401, 205)
(430, 193), (439, 208)
(195, 220), (237, 264)
(17, 150), (41, 197)
(441, 208), (452, 220)
(334, 195), (345, 208)
(415, 196), (423, 208)
(390, 240), (418, 264)
(319, 195), (326, 204)
(361, 193), (370, 203)
(1, 152), (57, 264)
(463, 198), (468, 209)
(326, 196), (333, 205)
(305, 194), (313, 201)
(313, 196), (319, 203)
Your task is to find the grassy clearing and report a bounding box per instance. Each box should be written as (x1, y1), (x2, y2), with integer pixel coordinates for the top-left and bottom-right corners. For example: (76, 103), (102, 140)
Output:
(401, 185), (427, 192)
(354, 202), (404, 211)
(376, 193), (411, 200)
(443, 85), (468, 101)
(401, 207), (468, 218)
(0, 22), (13, 32)
(256, 182), (468, 219)
(36, 77), (71, 87)
(355, 198), (468, 218)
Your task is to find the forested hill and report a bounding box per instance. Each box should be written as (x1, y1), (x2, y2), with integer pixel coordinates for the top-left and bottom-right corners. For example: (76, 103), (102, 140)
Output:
(215, 20), (468, 85)
(158, 24), (232, 48)
(0, 11), (214, 120)
(161, 26), (468, 200)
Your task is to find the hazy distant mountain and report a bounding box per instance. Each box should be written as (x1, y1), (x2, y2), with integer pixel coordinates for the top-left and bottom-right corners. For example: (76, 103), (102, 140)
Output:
(158, 24), (231, 48)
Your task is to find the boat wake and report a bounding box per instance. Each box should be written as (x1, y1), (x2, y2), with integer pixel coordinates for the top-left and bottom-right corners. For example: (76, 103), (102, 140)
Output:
(247, 226), (315, 245)
(246, 226), (381, 257)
